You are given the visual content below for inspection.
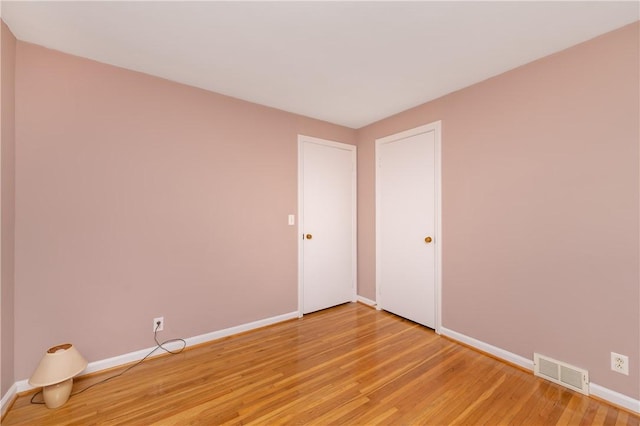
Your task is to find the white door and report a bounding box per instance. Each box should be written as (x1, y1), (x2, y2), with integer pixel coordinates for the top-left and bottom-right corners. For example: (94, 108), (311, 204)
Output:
(376, 122), (441, 329)
(299, 135), (357, 315)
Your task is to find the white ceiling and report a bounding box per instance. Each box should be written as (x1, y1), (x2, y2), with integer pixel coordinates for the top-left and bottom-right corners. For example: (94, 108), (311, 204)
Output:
(2, 1), (638, 129)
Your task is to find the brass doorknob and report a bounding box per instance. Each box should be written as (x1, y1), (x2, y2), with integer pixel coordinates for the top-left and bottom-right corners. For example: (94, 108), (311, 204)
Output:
(424, 236), (433, 243)
(305, 234), (313, 240)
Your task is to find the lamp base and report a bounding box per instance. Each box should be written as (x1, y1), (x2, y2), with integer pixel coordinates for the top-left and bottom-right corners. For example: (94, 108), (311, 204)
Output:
(42, 378), (73, 409)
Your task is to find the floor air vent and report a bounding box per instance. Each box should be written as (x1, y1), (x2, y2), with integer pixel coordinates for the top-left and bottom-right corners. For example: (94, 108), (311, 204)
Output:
(534, 353), (589, 395)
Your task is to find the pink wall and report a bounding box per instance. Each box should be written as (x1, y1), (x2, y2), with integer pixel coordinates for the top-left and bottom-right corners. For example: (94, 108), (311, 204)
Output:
(1, 20), (17, 396)
(13, 42), (355, 380)
(357, 22), (639, 398)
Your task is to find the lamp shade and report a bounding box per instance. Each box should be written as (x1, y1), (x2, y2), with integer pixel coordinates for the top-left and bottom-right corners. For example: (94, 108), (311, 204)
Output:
(29, 343), (88, 387)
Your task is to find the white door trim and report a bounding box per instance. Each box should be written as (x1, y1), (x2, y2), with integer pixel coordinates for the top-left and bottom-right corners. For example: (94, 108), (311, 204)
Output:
(297, 135), (357, 317)
(375, 121), (442, 333)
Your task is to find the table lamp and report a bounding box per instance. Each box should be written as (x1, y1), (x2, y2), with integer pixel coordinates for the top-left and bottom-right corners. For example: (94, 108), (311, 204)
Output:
(29, 343), (88, 409)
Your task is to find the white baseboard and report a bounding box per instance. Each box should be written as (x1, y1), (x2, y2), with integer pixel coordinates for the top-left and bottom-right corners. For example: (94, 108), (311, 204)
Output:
(182, 311), (298, 347)
(11, 310), (299, 395)
(590, 383), (640, 414)
(1, 382), (17, 418)
(440, 326), (640, 414)
(440, 327), (534, 371)
(356, 295), (376, 307)
(7, 315), (638, 416)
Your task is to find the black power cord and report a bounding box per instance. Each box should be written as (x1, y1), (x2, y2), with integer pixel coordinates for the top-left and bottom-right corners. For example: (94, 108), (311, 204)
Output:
(31, 323), (186, 405)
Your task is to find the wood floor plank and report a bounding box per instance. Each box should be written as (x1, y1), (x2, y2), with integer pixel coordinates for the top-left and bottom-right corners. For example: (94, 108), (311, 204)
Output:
(3, 303), (638, 425)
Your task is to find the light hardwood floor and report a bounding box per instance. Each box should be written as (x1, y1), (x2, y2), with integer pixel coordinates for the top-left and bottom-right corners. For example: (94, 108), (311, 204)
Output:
(4, 303), (639, 425)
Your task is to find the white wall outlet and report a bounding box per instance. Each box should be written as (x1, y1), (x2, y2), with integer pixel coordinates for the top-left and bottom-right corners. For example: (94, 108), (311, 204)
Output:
(153, 316), (164, 332)
(611, 352), (629, 375)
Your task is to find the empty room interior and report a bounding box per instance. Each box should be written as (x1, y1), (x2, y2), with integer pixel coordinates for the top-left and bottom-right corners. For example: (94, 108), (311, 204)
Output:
(1, 1), (639, 424)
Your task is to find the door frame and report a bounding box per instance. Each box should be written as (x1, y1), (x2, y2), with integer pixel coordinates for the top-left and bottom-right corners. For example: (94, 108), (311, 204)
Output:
(297, 135), (357, 317)
(375, 121), (442, 333)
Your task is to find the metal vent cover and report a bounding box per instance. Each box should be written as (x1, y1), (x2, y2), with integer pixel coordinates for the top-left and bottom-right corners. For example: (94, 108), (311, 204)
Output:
(534, 353), (589, 395)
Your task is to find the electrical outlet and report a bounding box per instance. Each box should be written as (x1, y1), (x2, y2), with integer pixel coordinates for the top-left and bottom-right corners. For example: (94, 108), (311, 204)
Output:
(611, 352), (629, 375)
(153, 316), (164, 332)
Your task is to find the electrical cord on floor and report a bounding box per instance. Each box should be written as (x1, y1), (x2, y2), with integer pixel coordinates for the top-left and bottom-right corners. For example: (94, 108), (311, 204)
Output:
(30, 323), (186, 405)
